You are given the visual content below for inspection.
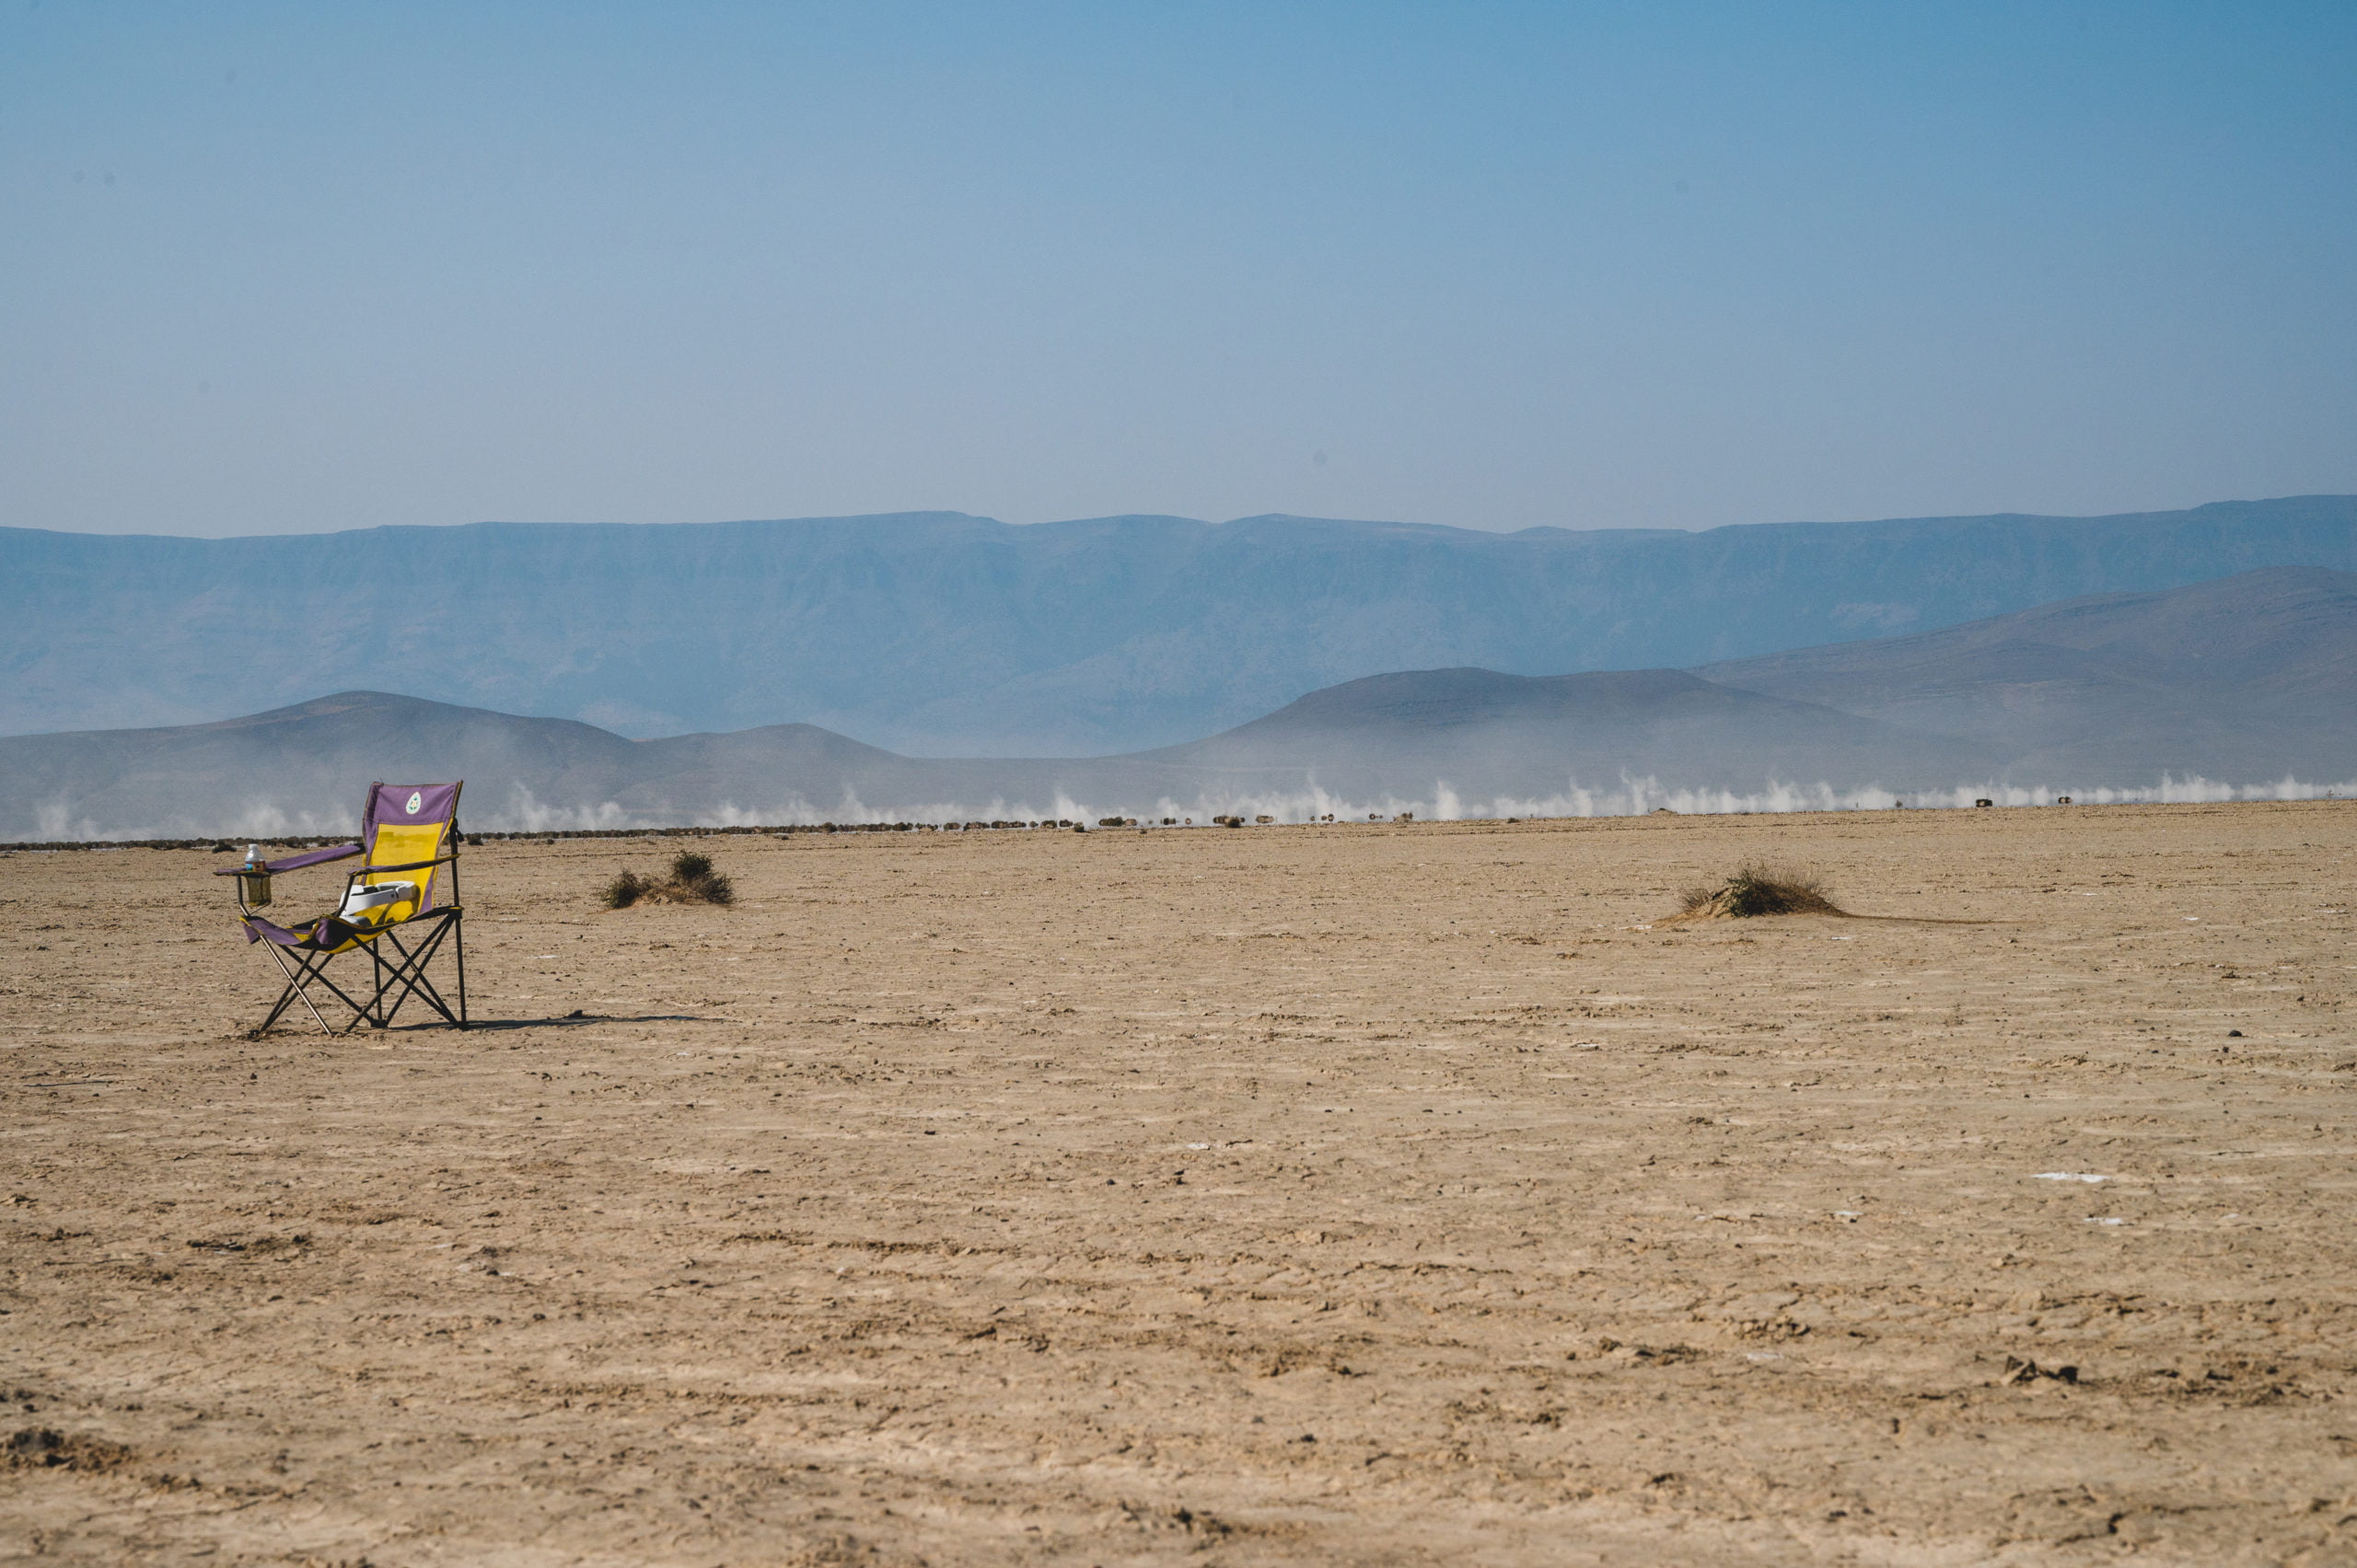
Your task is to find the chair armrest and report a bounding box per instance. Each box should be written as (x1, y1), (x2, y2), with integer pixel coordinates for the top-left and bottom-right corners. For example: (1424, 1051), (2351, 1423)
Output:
(215, 842), (363, 876)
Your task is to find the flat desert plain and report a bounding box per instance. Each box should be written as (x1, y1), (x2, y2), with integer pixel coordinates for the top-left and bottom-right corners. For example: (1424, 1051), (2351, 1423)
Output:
(4, 803), (2354, 1568)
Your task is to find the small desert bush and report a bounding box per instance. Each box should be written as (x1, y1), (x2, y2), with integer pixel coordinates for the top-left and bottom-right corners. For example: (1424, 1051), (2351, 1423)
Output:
(599, 849), (735, 910)
(1676, 865), (1844, 920)
(668, 851), (733, 904)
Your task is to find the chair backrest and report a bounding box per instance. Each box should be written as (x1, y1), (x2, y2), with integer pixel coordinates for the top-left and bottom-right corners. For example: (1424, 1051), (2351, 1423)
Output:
(361, 783), (463, 917)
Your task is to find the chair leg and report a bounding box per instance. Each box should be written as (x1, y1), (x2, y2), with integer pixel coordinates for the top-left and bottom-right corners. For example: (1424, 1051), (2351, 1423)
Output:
(453, 914), (469, 1028)
(411, 918), (461, 1027)
(369, 914), (463, 1029)
(255, 941), (331, 1037)
(366, 937), (400, 1028)
(374, 928), (424, 1028)
(253, 943), (372, 1038)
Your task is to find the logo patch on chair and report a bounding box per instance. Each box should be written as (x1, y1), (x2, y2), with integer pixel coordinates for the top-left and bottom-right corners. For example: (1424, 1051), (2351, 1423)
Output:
(405, 791), (423, 815)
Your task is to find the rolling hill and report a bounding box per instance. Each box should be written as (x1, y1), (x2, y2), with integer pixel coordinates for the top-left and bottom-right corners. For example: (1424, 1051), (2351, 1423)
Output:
(1132, 668), (1992, 802)
(1698, 566), (2357, 781)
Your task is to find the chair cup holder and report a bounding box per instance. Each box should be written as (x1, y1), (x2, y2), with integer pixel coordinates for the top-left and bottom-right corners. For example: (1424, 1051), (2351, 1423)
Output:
(238, 871), (273, 907)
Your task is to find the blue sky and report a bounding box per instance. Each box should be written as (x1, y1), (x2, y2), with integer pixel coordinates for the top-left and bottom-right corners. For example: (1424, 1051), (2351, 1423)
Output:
(5, 2), (2353, 536)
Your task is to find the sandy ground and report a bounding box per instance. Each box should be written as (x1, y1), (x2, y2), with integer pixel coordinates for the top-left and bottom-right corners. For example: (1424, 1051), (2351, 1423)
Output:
(3, 803), (2354, 1567)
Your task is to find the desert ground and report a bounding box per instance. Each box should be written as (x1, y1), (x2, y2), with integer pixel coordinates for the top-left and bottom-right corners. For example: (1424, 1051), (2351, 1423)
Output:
(3, 803), (2353, 1567)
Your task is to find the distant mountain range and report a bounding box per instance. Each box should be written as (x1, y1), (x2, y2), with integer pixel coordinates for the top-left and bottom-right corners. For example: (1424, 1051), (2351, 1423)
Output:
(4, 495), (2353, 753)
(6, 566), (2351, 840)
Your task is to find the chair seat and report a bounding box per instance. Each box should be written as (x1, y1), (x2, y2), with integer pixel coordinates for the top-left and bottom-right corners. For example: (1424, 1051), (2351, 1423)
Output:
(243, 900), (443, 953)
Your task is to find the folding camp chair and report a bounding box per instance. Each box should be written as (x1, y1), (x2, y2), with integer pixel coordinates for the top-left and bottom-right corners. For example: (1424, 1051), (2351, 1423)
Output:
(218, 782), (470, 1037)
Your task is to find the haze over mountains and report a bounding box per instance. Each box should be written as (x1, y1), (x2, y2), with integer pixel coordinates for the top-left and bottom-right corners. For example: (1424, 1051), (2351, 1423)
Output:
(1700, 565), (2357, 783)
(1130, 668), (1988, 807)
(6, 566), (2351, 841)
(5, 495), (2354, 753)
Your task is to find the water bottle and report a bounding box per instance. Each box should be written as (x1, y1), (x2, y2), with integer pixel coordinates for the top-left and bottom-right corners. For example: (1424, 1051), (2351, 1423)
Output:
(239, 843), (271, 908)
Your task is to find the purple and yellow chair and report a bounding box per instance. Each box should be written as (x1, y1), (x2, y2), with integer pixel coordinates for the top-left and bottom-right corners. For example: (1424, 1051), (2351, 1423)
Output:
(217, 782), (470, 1037)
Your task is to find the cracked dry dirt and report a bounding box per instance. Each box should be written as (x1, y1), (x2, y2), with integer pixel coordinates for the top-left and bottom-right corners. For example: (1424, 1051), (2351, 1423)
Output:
(2, 802), (2353, 1566)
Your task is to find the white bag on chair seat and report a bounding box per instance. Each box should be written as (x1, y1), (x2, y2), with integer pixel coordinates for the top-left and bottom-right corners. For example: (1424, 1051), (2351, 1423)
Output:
(339, 880), (418, 920)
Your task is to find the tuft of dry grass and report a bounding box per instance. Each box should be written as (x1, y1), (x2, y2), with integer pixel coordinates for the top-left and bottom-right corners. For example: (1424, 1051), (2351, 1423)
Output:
(600, 850), (735, 910)
(1672, 865), (1846, 921)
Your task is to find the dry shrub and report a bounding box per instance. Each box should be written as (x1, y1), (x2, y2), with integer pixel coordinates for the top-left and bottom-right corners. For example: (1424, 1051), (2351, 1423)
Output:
(599, 869), (651, 909)
(601, 849), (735, 910)
(668, 851), (732, 903)
(1674, 865), (1846, 921)
(5, 1427), (133, 1472)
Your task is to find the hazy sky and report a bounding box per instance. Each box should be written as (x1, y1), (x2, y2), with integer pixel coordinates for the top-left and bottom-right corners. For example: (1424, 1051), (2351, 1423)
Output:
(6, 3), (2354, 538)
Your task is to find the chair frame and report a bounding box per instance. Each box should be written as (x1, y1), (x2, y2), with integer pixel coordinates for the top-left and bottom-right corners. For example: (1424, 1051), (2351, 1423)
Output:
(239, 877), (468, 1038)
(223, 784), (470, 1038)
